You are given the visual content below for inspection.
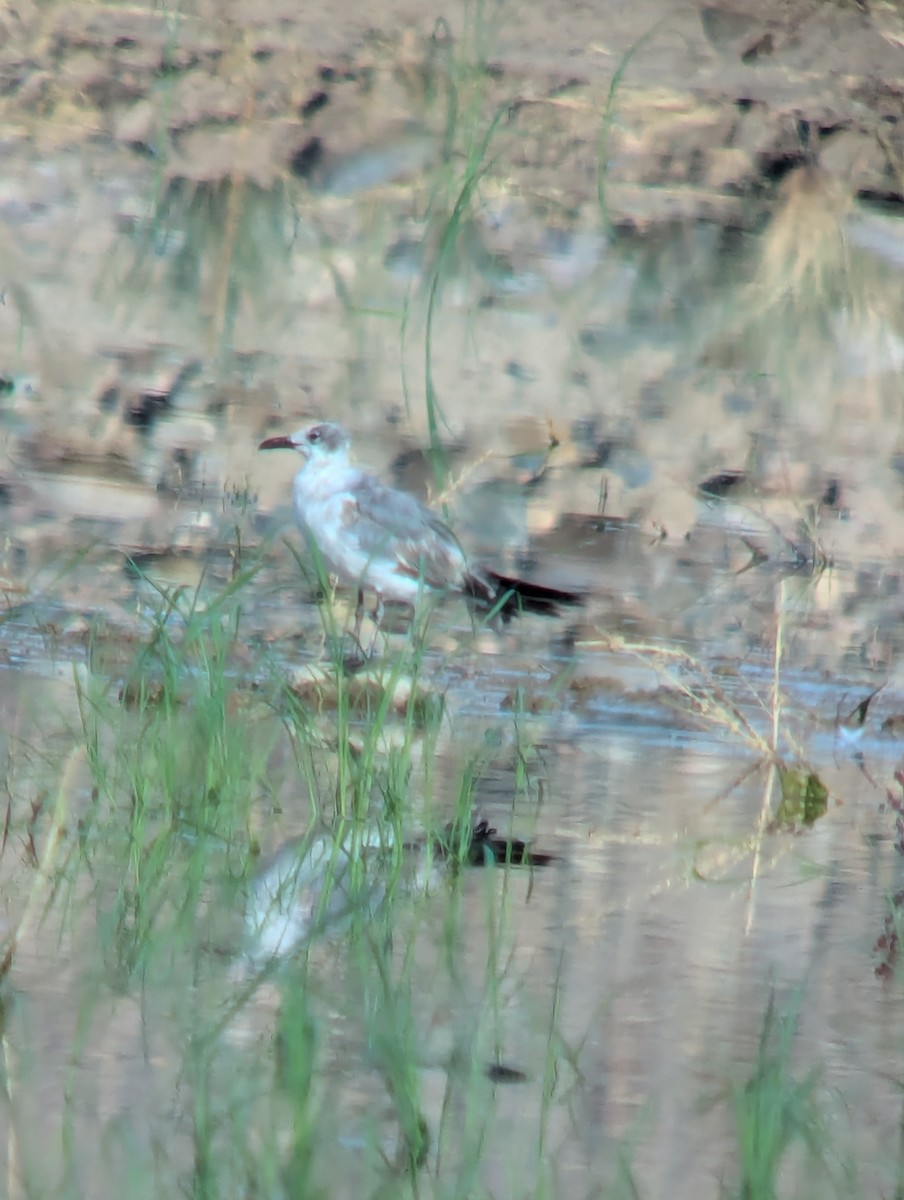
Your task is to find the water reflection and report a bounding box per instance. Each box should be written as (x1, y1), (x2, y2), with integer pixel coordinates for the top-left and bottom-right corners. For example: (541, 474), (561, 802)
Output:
(3, 83), (904, 1198)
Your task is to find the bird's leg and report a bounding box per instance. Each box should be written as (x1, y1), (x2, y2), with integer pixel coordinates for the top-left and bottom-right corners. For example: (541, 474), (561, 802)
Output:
(367, 594), (385, 658)
(352, 588), (366, 648)
(338, 588), (368, 670)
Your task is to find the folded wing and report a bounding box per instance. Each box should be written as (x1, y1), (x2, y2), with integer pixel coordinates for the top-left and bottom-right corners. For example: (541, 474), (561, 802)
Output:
(348, 474), (467, 590)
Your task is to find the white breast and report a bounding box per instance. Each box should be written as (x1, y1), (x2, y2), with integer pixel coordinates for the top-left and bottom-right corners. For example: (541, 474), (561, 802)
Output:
(292, 462), (426, 602)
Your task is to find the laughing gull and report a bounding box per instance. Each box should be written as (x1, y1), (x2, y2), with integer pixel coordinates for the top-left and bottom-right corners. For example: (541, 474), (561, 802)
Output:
(259, 421), (581, 638)
(246, 818), (557, 965)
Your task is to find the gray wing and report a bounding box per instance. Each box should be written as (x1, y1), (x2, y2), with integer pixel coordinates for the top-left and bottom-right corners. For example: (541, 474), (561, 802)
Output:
(348, 473), (467, 589)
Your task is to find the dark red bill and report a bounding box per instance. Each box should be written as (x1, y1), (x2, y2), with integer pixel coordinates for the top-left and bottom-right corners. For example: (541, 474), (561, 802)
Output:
(258, 435), (297, 450)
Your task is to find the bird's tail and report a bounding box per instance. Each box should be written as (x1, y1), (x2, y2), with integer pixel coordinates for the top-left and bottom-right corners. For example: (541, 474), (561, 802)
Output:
(408, 819), (557, 868)
(463, 819), (558, 867)
(464, 569), (583, 619)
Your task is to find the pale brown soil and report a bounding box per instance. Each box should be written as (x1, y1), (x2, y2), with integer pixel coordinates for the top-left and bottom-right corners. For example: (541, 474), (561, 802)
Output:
(2, 0), (904, 660)
(3, 1), (904, 219)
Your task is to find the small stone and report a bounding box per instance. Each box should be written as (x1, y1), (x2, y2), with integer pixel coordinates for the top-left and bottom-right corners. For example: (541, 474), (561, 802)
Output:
(115, 100), (157, 151)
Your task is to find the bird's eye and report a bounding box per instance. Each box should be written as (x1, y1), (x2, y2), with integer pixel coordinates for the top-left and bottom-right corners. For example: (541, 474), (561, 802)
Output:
(307, 428), (321, 443)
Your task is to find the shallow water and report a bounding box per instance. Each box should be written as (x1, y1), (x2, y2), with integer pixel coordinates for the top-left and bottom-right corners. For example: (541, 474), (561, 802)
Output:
(4, 8), (904, 1196)
(4, 608), (904, 1196)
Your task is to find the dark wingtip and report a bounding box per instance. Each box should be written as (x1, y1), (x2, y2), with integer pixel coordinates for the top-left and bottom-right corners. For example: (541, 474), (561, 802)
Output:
(434, 819), (558, 868)
(477, 571), (584, 619)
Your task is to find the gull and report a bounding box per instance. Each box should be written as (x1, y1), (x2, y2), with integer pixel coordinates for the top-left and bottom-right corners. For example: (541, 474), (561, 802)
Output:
(241, 816), (556, 1142)
(246, 818), (556, 965)
(259, 421), (581, 640)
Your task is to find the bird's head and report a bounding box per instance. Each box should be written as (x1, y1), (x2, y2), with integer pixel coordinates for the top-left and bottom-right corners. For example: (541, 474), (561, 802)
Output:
(258, 421), (349, 462)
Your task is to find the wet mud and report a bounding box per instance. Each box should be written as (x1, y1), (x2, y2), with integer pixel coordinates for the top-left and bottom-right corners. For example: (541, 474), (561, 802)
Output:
(4, 1), (904, 1196)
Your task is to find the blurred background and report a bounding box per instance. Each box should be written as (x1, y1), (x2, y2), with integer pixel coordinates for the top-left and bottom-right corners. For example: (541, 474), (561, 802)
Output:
(3, 2), (904, 1197)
